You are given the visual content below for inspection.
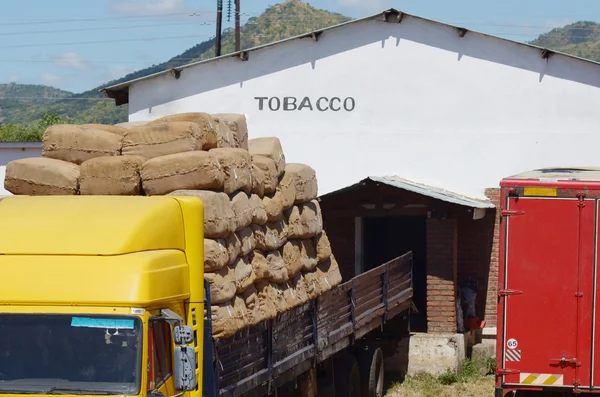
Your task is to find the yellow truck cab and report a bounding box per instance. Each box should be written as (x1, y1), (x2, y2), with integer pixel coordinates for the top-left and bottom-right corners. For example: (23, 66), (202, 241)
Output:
(0, 195), (205, 397)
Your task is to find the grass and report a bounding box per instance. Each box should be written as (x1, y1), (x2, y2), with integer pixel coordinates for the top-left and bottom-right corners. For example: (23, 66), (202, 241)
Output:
(385, 358), (496, 397)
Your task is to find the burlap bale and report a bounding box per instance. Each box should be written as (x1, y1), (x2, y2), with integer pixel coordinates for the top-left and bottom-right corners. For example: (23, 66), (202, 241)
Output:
(42, 125), (122, 165)
(211, 296), (247, 339)
(266, 250), (289, 284)
(168, 190), (234, 238)
(263, 193), (284, 222)
(249, 194), (268, 225)
(240, 284), (262, 326)
(213, 113), (249, 150)
(250, 164), (265, 197)
(4, 157), (79, 196)
(252, 218), (288, 251)
(115, 121), (148, 129)
(205, 266), (236, 304)
(142, 151), (225, 196)
(79, 155), (145, 195)
(147, 112), (218, 149)
(281, 273), (306, 310)
(269, 283), (290, 313)
(214, 119), (239, 148)
(251, 155), (278, 194)
(232, 255), (256, 294)
(226, 233), (242, 266)
(230, 192), (253, 232)
(250, 250), (269, 281)
(280, 240), (303, 279)
(286, 200), (323, 239)
(255, 279), (278, 321)
(122, 122), (200, 159)
(274, 171), (296, 211)
(248, 137), (286, 176)
(81, 123), (129, 136)
(204, 238), (229, 272)
(315, 255), (343, 293)
(314, 231), (332, 263)
(301, 271), (323, 301)
(285, 163), (318, 204)
(237, 226), (256, 256)
(210, 148), (252, 195)
(299, 239), (318, 272)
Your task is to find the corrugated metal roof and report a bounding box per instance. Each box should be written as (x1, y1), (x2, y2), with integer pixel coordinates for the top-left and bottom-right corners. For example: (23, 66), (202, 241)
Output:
(367, 176), (495, 209)
(101, 8), (600, 105)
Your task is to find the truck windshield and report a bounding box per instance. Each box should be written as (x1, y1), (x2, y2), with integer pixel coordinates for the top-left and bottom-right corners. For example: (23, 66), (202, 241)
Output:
(0, 314), (142, 395)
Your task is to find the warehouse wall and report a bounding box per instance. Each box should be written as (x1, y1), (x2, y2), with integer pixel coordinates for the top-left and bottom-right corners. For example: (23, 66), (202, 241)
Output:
(0, 143), (42, 195)
(126, 14), (600, 202)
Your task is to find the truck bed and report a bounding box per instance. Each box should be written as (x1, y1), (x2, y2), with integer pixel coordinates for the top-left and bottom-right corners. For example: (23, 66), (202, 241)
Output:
(203, 251), (414, 397)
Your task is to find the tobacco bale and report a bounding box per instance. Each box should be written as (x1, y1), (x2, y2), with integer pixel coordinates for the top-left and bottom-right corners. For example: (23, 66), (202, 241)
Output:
(79, 155), (145, 195)
(299, 239), (318, 271)
(147, 112), (218, 149)
(225, 233), (242, 266)
(211, 296), (247, 339)
(214, 119), (239, 148)
(230, 192), (253, 232)
(205, 266), (236, 304)
(42, 124), (122, 165)
(269, 282), (289, 313)
(142, 151), (225, 196)
(232, 255), (256, 294)
(301, 271), (323, 301)
(275, 171), (296, 211)
(263, 193), (284, 222)
(314, 231), (332, 263)
(4, 157), (79, 196)
(250, 250), (269, 281)
(249, 193), (268, 225)
(213, 113), (249, 150)
(285, 163), (318, 204)
(80, 123), (129, 136)
(286, 200), (323, 239)
(240, 284), (262, 326)
(255, 279), (278, 321)
(204, 238), (229, 272)
(251, 155), (278, 194)
(280, 240), (303, 279)
(316, 255), (343, 292)
(168, 190), (235, 238)
(265, 250), (289, 284)
(281, 273), (306, 310)
(210, 148), (252, 195)
(115, 121), (148, 129)
(250, 164), (265, 198)
(248, 137), (286, 176)
(122, 122), (200, 159)
(252, 218), (288, 251)
(237, 226), (256, 257)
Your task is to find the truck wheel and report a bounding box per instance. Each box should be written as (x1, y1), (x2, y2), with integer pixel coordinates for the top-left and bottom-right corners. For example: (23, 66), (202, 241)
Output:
(358, 346), (384, 397)
(334, 354), (360, 397)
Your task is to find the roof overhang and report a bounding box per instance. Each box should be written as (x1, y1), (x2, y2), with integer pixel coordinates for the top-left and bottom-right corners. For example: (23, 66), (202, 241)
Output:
(320, 176), (494, 220)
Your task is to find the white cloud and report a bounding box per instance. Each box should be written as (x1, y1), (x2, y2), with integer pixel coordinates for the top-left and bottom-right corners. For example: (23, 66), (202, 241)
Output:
(42, 72), (62, 86)
(51, 52), (89, 70)
(109, 0), (189, 16)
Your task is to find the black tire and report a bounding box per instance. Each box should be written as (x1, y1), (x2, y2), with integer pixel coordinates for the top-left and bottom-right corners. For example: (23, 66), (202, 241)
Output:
(358, 347), (385, 397)
(334, 354), (361, 397)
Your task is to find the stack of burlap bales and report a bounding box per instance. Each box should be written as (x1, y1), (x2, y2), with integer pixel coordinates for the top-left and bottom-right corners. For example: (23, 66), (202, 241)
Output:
(3, 112), (342, 339)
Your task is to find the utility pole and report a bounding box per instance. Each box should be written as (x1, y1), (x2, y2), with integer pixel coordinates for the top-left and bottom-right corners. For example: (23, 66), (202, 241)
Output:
(215, 0), (223, 57)
(235, 0), (241, 52)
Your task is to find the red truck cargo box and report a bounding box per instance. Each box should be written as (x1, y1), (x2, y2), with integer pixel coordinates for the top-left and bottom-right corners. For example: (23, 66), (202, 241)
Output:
(497, 168), (600, 395)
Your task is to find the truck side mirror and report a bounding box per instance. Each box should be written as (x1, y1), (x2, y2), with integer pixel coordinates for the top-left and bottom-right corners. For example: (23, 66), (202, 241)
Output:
(174, 345), (197, 391)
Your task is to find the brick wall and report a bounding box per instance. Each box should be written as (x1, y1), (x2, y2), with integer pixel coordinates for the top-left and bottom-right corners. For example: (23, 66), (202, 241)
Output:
(322, 214), (355, 282)
(484, 188), (501, 328)
(426, 218), (458, 334)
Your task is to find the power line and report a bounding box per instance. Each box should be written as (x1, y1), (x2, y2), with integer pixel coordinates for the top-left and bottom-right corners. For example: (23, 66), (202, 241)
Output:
(0, 12), (210, 27)
(0, 22), (209, 36)
(0, 35), (215, 50)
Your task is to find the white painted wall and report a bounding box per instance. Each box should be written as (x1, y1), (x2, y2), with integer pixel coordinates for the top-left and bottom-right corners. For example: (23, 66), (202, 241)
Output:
(0, 166), (8, 195)
(0, 144), (42, 195)
(126, 15), (600, 199)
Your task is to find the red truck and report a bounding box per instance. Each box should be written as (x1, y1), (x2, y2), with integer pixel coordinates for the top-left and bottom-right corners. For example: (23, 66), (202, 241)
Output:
(496, 167), (600, 396)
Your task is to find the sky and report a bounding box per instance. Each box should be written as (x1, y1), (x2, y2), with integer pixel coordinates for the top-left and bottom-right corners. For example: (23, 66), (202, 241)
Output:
(0, 0), (599, 94)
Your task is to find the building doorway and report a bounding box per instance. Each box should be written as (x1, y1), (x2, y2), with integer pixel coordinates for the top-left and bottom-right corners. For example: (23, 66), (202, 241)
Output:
(362, 216), (427, 332)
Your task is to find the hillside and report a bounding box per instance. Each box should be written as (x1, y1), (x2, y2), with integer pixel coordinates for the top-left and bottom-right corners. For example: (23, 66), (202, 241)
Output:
(529, 21), (600, 62)
(0, 0), (351, 128)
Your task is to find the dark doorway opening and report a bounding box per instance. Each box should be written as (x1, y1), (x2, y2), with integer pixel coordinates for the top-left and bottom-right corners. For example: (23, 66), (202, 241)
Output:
(363, 216), (427, 332)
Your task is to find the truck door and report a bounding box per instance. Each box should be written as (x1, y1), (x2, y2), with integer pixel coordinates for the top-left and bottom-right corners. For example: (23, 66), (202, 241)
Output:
(501, 196), (595, 390)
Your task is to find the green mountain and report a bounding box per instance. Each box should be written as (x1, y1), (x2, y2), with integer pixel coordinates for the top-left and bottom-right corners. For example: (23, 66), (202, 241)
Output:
(0, 0), (351, 130)
(529, 21), (600, 62)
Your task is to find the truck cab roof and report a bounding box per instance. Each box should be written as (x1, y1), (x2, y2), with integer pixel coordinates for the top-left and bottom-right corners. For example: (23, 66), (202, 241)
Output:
(0, 196), (196, 307)
(501, 167), (600, 189)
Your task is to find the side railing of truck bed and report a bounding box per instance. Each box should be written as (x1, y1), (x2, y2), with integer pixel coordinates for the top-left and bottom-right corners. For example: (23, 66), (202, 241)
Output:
(203, 251), (414, 397)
